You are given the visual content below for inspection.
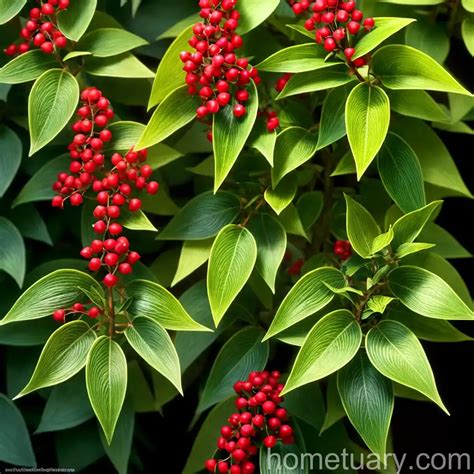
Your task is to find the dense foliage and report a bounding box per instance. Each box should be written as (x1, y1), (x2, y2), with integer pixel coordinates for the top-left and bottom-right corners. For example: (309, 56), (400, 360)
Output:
(0, 0), (473, 472)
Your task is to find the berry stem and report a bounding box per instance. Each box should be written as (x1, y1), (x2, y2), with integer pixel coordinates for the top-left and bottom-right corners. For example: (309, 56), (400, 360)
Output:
(107, 286), (115, 337)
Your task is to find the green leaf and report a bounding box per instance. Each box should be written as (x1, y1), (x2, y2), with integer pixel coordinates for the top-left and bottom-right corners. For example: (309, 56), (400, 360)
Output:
(158, 190), (240, 240)
(405, 20), (450, 64)
(272, 127), (318, 186)
(388, 266), (474, 320)
(16, 321), (97, 398)
(0, 269), (104, 325)
(249, 120), (276, 165)
(366, 320), (448, 413)
(63, 51), (92, 61)
(345, 194), (381, 258)
(10, 204), (52, 246)
(345, 83), (390, 179)
(316, 85), (350, 150)
(391, 200), (442, 249)
(419, 223), (471, 259)
(462, 17), (474, 56)
(172, 238), (213, 286)
(277, 65), (353, 99)
(297, 191), (324, 230)
(264, 267), (346, 340)
(264, 174), (298, 215)
(256, 43), (338, 73)
(0, 0), (26, 24)
(183, 397), (236, 474)
(279, 204), (309, 240)
(367, 296), (396, 314)
(84, 53), (154, 78)
(285, 382), (326, 430)
(353, 17), (416, 59)
(396, 242), (435, 259)
(0, 50), (58, 84)
(320, 376), (346, 434)
(260, 433), (308, 474)
(197, 327), (269, 412)
(213, 81), (258, 191)
(125, 316), (182, 393)
(28, 69), (79, 156)
(0, 126), (21, 197)
(0, 394), (36, 467)
(127, 279), (210, 332)
(372, 45), (471, 95)
(77, 28), (148, 57)
(119, 208), (157, 232)
(0, 217), (25, 288)
(371, 227), (394, 254)
(248, 213), (287, 293)
(377, 133), (426, 213)
(338, 352), (394, 457)
(388, 90), (450, 122)
(282, 310), (362, 395)
(331, 151), (356, 177)
(207, 225), (257, 326)
(57, 0), (97, 41)
(238, 0), (279, 34)
(463, 0), (474, 12)
(149, 25), (192, 108)
(86, 336), (127, 444)
(36, 374), (93, 433)
(137, 86), (198, 150)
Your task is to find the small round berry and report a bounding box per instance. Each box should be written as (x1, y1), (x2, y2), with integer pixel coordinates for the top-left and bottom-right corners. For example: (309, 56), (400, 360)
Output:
(70, 193), (83, 206)
(118, 263), (133, 275)
(217, 462), (228, 474)
(262, 401), (276, 414)
(233, 104), (246, 118)
(232, 449), (246, 463)
(221, 425), (233, 438)
(40, 42), (54, 54)
(128, 198), (142, 212)
(146, 181), (159, 195)
(108, 223), (123, 235)
(205, 459), (217, 472)
(53, 309), (65, 322)
(41, 3), (55, 15)
(93, 220), (107, 234)
(88, 306), (100, 318)
(73, 303), (85, 312)
(279, 424), (293, 438)
(264, 435), (277, 448)
(89, 258), (102, 271)
(103, 273), (118, 287)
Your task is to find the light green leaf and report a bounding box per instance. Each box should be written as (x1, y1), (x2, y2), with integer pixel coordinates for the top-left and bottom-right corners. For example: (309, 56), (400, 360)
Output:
(0, 217), (25, 288)
(119, 208), (157, 232)
(0, 50), (58, 84)
(391, 200), (442, 249)
(463, 0), (474, 12)
(317, 85), (350, 150)
(272, 127), (318, 186)
(462, 17), (474, 56)
(63, 51), (92, 61)
(197, 327), (269, 412)
(248, 213), (287, 293)
(85, 53), (154, 78)
(388, 266), (474, 320)
(0, 394), (36, 467)
(345, 83), (390, 180)
(419, 223), (471, 259)
(238, 0), (279, 34)
(282, 310), (362, 395)
(28, 69), (79, 156)
(264, 267), (346, 340)
(249, 120), (276, 165)
(172, 238), (213, 286)
(207, 225), (257, 326)
(0, 0), (26, 24)
(366, 320), (448, 413)
(377, 133), (426, 213)
(157, 14), (198, 39)
(338, 352), (394, 457)
(256, 43), (337, 73)
(388, 90), (450, 122)
(57, 0), (97, 41)
(371, 228), (394, 254)
(277, 66), (353, 99)
(86, 336), (127, 444)
(213, 81), (258, 191)
(279, 204), (309, 240)
(345, 194), (381, 258)
(77, 28), (148, 57)
(372, 45), (471, 95)
(396, 242), (435, 259)
(0, 269), (104, 325)
(297, 191), (324, 230)
(158, 191), (240, 240)
(331, 151), (356, 177)
(353, 17), (416, 59)
(405, 20), (450, 64)
(265, 174), (298, 215)
(137, 86), (198, 150)
(127, 279), (210, 332)
(368, 296), (396, 314)
(15, 321), (97, 398)
(125, 316), (182, 394)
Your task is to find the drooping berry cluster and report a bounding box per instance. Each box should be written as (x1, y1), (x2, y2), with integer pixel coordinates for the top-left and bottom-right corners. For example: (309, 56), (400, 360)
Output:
(181, 0), (261, 120)
(3, 1), (70, 56)
(205, 371), (294, 474)
(53, 302), (102, 323)
(288, 0), (375, 67)
(51, 87), (159, 294)
(334, 240), (352, 260)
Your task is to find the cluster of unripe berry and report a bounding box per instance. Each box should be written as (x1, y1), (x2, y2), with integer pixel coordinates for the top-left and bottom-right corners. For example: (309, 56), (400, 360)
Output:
(181, 0), (261, 120)
(288, 0), (375, 67)
(333, 240), (352, 260)
(205, 371), (294, 474)
(52, 302), (102, 323)
(3, 0), (69, 56)
(51, 87), (159, 289)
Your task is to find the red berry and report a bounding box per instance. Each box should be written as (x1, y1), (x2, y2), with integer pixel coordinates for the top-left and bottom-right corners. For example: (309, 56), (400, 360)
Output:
(88, 306), (100, 318)
(347, 21), (361, 35)
(127, 251), (141, 264)
(205, 459), (217, 472)
(232, 449), (246, 463)
(146, 181), (159, 195)
(118, 263), (133, 275)
(55, 36), (67, 49)
(344, 48), (355, 60)
(41, 3), (55, 15)
(103, 273), (118, 287)
(233, 104), (246, 118)
(280, 424), (293, 438)
(262, 401), (276, 414)
(128, 198), (142, 212)
(73, 303), (85, 312)
(264, 435), (277, 448)
(53, 309), (65, 322)
(89, 258), (102, 271)
(217, 462), (228, 474)
(41, 42), (54, 54)
(363, 17), (375, 30)
(108, 223), (123, 235)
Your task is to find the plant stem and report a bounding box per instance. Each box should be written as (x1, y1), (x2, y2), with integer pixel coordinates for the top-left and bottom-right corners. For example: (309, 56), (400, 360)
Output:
(107, 287), (115, 337)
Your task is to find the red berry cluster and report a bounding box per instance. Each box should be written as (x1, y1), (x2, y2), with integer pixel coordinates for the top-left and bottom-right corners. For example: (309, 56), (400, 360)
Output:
(334, 240), (352, 260)
(288, 0), (375, 67)
(51, 87), (159, 292)
(181, 0), (261, 120)
(275, 73), (292, 93)
(205, 371), (294, 474)
(52, 303), (102, 323)
(3, 0), (69, 56)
